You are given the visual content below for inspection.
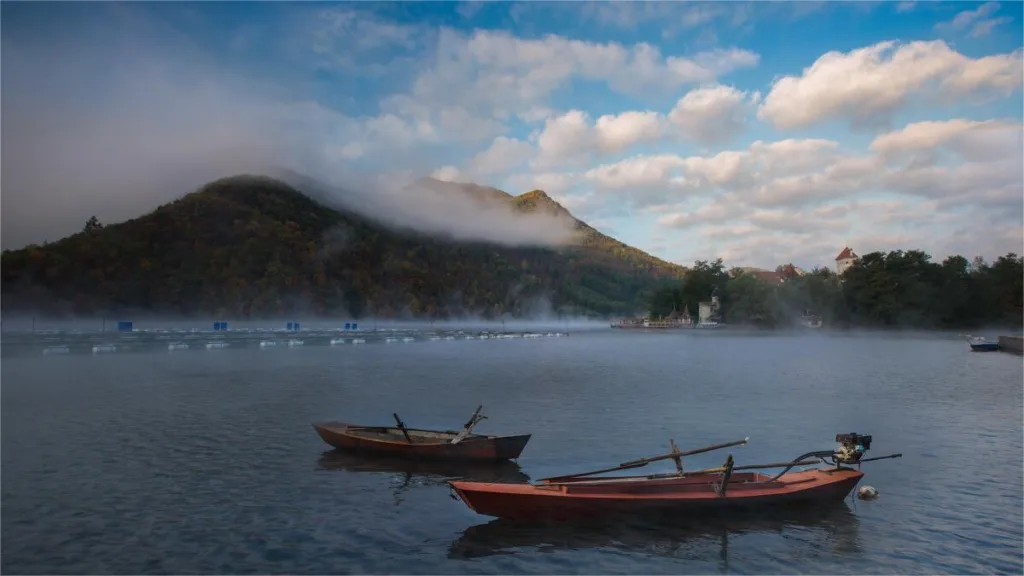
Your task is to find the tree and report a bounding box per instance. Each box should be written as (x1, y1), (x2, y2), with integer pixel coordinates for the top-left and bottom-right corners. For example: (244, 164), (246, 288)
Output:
(646, 250), (1023, 330)
(83, 216), (103, 233)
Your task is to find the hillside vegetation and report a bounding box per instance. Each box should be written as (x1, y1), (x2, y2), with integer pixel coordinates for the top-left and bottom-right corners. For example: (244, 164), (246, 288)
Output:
(1, 175), (686, 319)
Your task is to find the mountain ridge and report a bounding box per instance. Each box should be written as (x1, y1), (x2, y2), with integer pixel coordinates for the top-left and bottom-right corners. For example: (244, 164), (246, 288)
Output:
(1, 173), (686, 319)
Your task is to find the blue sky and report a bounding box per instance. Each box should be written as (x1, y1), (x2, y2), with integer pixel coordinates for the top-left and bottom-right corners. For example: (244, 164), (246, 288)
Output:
(2, 1), (1022, 270)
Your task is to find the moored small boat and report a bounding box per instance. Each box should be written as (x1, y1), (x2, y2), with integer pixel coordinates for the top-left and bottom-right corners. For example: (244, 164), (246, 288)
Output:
(965, 335), (1000, 352)
(449, 433), (901, 521)
(313, 405), (531, 462)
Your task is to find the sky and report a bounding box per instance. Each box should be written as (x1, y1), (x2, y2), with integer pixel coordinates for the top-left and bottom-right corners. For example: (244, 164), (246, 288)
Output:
(2, 1), (1022, 271)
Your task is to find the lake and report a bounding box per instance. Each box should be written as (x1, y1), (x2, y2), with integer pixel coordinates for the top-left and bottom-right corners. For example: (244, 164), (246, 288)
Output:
(2, 325), (1022, 574)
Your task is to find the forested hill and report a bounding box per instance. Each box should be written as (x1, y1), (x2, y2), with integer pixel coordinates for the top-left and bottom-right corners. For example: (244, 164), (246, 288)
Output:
(0, 175), (687, 319)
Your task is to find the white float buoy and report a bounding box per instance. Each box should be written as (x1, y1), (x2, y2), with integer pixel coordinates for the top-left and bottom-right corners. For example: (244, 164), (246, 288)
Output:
(351, 338), (365, 344)
(330, 338), (346, 345)
(92, 344), (117, 354)
(168, 343), (189, 351)
(857, 485), (879, 500)
(287, 339), (304, 347)
(259, 340), (277, 348)
(43, 345), (71, 355)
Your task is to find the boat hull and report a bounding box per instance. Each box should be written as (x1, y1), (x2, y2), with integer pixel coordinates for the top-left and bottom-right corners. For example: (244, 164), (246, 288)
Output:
(313, 421), (531, 462)
(450, 468), (863, 521)
(970, 343), (1000, 352)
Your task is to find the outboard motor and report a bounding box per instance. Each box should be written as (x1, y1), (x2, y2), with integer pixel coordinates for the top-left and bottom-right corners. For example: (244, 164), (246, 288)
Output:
(834, 433), (872, 465)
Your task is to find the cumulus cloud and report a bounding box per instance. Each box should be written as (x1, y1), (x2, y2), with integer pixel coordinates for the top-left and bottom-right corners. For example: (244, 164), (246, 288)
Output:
(524, 84), (758, 169)
(758, 40), (1023, 129)
(531, 109), (668, 167)
(870, 118), (1023, 162)
(667, 85), (760, 146)
(510, 113), (1021, 268)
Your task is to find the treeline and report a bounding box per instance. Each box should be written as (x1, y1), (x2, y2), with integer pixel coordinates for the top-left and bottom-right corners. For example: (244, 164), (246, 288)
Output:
(648, 250), (1023, 329)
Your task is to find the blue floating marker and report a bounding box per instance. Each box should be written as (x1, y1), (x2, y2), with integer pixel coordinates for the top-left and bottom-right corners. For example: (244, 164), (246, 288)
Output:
(117, 321), (133, 332)
(294, 322), (301, 331)
(344, 322), (351, 330)
(352, 322), (358, 330)
(287, 322), (294, 331)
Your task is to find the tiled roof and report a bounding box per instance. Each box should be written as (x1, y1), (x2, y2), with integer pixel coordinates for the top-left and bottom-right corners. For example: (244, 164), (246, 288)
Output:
(835, 247), (857, 260)
(751, 270), (784, 284)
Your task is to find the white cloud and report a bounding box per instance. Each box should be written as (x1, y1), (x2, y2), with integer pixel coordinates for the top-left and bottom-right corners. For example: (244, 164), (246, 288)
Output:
(758, 40), (1023, 129)
(870, 118), (1023, 161)
(402, 29), (759, 122)
(668, 85), (760, 145)
(531, 109), (668, 167)
(309, 8), (429, 73)
(934, 2), (1010, 38)
(431, 165), (467, 182)
(468, 136), (535, 175)
(528, 84), (758, 168)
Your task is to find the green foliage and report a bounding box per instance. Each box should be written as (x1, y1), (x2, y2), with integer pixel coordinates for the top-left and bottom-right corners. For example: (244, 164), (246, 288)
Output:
(1, 175), (687, 319)
(649, 252), (1023, 329)
(648, 258), (728, 319)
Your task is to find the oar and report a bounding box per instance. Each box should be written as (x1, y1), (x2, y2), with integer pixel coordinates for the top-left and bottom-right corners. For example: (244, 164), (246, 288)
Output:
(857, 453), (902, 463)
(451, 405), (486, 445)
(392, 413), (413, 443)
(540, 437), (749, 483)
(544, 457), (824, 486)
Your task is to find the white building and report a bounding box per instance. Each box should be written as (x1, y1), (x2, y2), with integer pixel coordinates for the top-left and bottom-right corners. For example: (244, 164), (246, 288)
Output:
(697, 291), (721, 326)
(835, 247), (859, 275)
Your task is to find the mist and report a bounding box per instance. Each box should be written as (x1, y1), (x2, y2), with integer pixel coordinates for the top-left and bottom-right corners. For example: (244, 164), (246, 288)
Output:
(0, 4), (577, 251)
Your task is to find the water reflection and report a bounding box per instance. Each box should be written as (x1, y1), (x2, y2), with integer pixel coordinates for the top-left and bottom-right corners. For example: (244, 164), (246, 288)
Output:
(449, 502), (862, 566)
(316, 450), (530, 505)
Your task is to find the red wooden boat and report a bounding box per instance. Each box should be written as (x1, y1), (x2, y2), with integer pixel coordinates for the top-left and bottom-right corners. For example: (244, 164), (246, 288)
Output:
(313, 405), (531, 462)
(449, 433), (901, 521)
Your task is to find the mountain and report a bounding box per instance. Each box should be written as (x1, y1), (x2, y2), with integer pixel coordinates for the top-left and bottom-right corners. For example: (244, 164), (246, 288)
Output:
(1, 174), (686, 319)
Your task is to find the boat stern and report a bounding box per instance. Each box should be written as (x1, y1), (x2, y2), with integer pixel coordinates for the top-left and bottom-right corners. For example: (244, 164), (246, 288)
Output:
(493, 434), (532, 460)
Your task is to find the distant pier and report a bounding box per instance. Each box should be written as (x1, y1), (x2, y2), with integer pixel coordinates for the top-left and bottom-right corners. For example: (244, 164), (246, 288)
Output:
(998, 336), (1023, 355)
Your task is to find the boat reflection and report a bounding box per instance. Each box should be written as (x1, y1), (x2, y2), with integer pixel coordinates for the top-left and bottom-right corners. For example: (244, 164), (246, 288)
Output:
(448, 502), (862, 564)
(316, 450), (531, 504)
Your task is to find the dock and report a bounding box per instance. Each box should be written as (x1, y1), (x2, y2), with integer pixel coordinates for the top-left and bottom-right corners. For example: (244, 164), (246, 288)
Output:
(998, 336), (1023, 355)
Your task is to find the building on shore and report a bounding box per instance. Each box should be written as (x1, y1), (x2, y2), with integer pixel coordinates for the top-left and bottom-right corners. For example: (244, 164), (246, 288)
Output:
(697, 289), (723, 327)
(835, 247), (859, 275)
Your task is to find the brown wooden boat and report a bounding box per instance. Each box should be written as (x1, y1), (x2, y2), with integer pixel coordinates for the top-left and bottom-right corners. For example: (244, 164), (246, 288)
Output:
(313, 405), (531, 462)
(449, 433), (901, 521)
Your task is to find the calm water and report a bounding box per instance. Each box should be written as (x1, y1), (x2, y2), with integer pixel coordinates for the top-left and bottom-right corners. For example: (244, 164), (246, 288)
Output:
(2, 327), (1022, 574)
